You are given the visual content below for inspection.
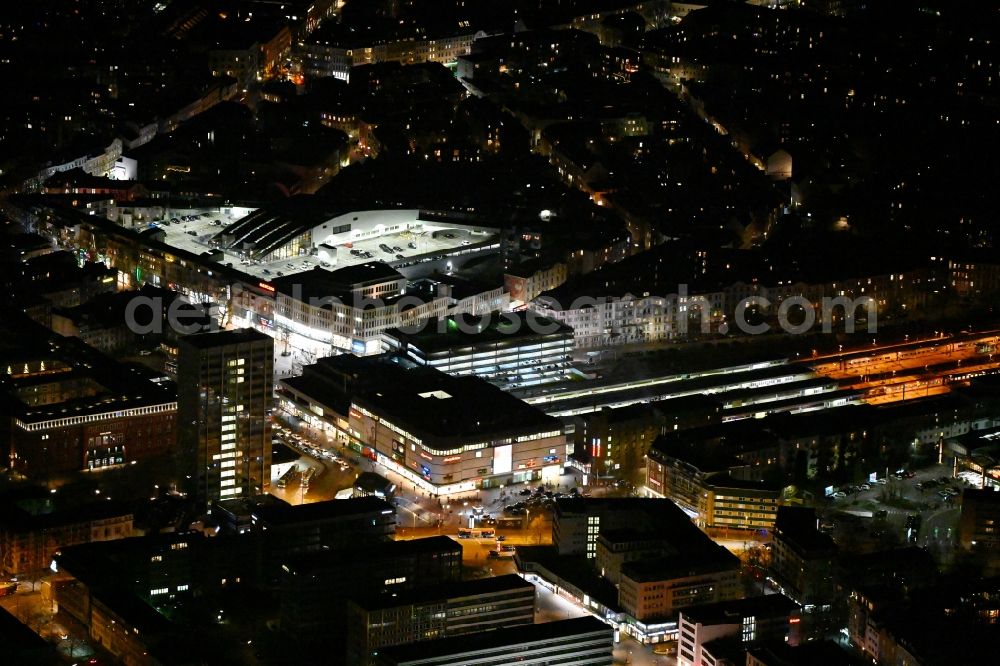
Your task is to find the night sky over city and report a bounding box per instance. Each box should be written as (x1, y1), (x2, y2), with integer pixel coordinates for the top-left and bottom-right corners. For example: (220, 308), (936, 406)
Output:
(1, 1), (999, 664)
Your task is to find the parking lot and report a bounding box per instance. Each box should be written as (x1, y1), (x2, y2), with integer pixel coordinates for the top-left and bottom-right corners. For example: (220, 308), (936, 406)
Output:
(154, 211), (494, 281)
(821, 463), (968, 552)
(154, 209), (247, 267)
(339, 228), (483, 267)
(825, 464), (971, 510)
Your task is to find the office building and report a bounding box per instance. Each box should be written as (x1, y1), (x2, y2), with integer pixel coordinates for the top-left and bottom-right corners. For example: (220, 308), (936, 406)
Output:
(554, 497), (709, 559)
(644, 428), (770, 514)
(0, 497), (133, 577)
(746, 640), (864, 666)
(345, 575), (536, 665)
(618, 549), (742, 622)
(280, 536), (463, 641)
(1, 316), (177, 478)
(768, 507), (836, 607)
(213, 495), (396, 575)
(677, 595), (799, 666)
(595, 529), (673, 586)
(696, 474), (783, 532)
(958, 488), (1000, 553)
(178, 329), (273, 507)
(375, 616), (614, 666)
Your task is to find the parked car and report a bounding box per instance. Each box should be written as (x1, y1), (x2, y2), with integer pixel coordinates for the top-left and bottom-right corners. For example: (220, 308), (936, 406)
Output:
(832, 491), (847, 499)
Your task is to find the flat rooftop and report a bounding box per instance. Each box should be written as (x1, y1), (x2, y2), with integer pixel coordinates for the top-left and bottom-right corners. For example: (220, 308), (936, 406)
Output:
(250, 495), (394, 526)
(177, 327), (272, 350)
(702, 472), (782, 494)
(313, 357), (564, 446)
(377, 616), (611, 663)
(269, 263), (404, 304)
(0, 315), (177, 426)
(283, 535), (460, 575)
(349, 574), (534, 611)
(385, 312), (573, 354)
(681, 594), (799, 626)
(619, 545), (740, 583)
(774, 506), (836, 554)
(0, 498), (132, 533)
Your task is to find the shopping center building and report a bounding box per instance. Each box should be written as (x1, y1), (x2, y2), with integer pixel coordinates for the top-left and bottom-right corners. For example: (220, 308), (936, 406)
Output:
(277, 355), (569, 495)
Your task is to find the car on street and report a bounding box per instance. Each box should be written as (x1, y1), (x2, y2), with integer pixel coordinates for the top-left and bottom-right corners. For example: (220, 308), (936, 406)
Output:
(832, 491), (847, 499)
